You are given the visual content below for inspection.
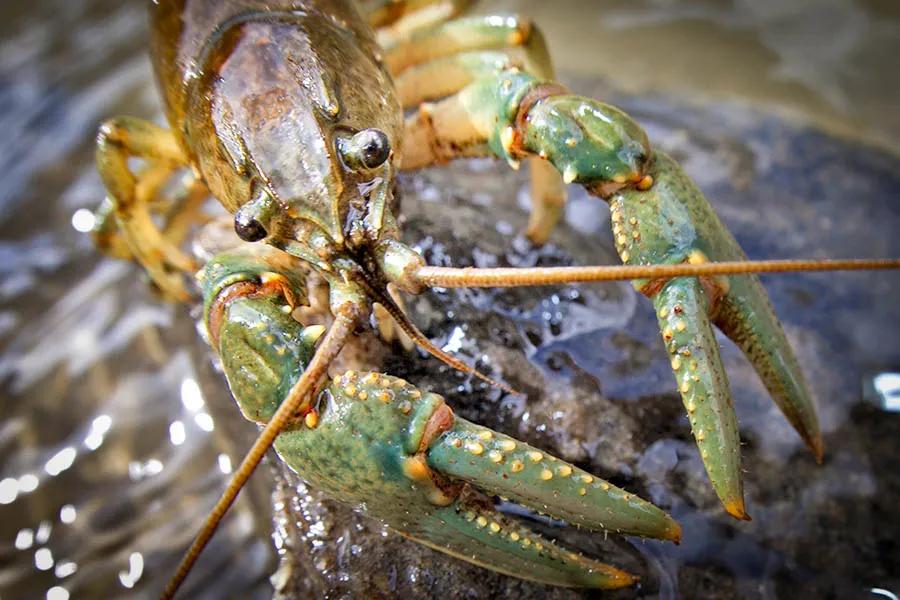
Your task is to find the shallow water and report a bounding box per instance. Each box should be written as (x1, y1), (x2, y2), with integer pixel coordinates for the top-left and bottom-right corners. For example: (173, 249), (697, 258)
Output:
(0, 1), (898, 599)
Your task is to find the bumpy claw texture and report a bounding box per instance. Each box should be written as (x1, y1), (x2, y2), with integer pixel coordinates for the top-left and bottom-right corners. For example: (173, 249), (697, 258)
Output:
(471, 69), (821, 516)
(200, 248), (680, 588)
(608, 153), (821, 516)
(276, 373), (665, 589)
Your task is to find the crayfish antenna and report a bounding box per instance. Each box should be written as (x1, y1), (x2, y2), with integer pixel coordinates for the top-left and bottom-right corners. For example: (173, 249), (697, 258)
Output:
(160, 314), (356, 600)
(370, 284), (520, 396)
(412, 258), (900, 288)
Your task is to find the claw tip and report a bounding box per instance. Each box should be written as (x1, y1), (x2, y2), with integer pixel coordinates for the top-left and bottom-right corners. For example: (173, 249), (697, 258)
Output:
(724, 499), (751, 521)
(666, 520), (683, 544)
(600, 568), (638, 589)
(809, 434), (825, 464)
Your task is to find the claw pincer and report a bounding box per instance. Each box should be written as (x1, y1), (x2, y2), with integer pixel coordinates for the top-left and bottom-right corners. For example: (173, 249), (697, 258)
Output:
(460, 68), (821, 517)
(200, 247), (680, 588)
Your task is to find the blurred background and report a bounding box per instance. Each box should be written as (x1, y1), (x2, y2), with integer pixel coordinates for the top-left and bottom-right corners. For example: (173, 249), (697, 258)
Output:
(0, 1), (898, 599)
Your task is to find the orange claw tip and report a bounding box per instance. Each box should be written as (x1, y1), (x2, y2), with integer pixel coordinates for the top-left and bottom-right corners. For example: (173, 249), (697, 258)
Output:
(664, 519), (683, 544)
(809, 435), (825, 464)
(724, 499), (752, 521)
(595, 566), (639, 589)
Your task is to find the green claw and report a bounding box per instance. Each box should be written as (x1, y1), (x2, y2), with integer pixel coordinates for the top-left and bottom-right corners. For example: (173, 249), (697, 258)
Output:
(419, 499), (637, 589)
(200, 247), (680, 588)
(273, 372), (669, 588)
(606, 151), (821, 517)
(653, 278), (746, 519)
(428, 417), (682, 541)
(714, 276), (823, 461)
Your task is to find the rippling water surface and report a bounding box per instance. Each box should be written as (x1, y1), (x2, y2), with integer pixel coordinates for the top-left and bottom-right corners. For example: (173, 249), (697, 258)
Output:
(1, 1), (898, 599)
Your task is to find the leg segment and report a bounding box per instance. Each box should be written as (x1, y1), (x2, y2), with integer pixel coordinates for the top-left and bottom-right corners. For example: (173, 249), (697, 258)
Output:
(388, 16), (567, 243)
(368, 0), (474, 44)
(95, 116), (197, 300)
(383, 15), (553, 79)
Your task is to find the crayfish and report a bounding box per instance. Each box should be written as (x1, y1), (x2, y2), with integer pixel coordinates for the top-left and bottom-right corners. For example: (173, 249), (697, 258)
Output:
(88, 0), (899, 596)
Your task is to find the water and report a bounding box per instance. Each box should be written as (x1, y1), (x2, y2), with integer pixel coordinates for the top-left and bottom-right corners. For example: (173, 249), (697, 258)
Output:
(0, 1), (898, 599)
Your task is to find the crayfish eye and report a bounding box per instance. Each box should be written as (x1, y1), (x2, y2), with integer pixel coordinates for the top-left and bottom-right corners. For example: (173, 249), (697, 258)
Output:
(341, 128), (391, 171)
(234, 211), (267, 242)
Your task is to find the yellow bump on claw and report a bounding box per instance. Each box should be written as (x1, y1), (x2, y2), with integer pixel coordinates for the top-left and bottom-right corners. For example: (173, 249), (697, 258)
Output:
(578, 487), (587, 496)
(499, 440), (516, 452)
(510, 459), (524, 473)
(489, 522), (501, 533)
(466, 441), (484, 456)
(500, 126), (515, 155)
(527, 451), (543, 462)
(378, 391), (392, 403)
(509, 531), (520, 542)
(671, 356), (682, 371)
(658, 307), (669, 319)
(476, 516), (488, 528)
(540, 469), (553, 480)
(304, 411), (319, 429)
(402, 456), (430, 481)
(362, 372), (379, 385)
(345, 384), (357, 397)
(478, 430), (493, 441)
(563, 165), (577, 184)
(680, 381), (690, 393)
(580, 474), (593, 484)
(357, 390), (368, 401)
(488, 450), (503, 463)
(688, 249), (708, 264)
(557, 465), (572, 477)
(675, 320), (687, 332)
(637, 174), (654, 190)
